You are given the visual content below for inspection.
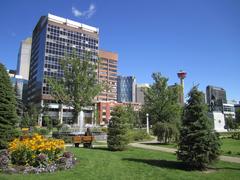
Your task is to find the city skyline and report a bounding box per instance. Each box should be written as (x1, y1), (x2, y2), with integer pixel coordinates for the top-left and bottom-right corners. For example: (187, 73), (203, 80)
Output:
(0, 0), (239, 101)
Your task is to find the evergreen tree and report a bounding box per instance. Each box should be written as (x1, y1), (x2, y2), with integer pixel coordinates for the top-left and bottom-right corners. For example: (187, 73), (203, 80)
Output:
(177, 86), (221, 170)
(0, 63), (19, 149)
(107, 106), (129, 151)
(143, 72), (181, 143)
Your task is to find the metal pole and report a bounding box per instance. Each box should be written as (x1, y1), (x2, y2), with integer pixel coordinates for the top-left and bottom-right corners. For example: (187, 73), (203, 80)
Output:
(146, 113), (149, 134)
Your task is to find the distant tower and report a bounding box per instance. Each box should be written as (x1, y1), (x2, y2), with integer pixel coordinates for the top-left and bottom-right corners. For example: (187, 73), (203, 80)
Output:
(177, 70), (187, 105)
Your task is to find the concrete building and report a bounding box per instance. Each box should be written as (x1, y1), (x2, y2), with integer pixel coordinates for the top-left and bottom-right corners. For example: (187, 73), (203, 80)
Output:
(206, 85), (227, 112)
(223, 103), (235, 119)
(28, 14), (99, 124)
(135, 83), (149, 104)
(97, 50), (118, 102)
(117, 76), (136, 103)
(17, 37), (32, 80)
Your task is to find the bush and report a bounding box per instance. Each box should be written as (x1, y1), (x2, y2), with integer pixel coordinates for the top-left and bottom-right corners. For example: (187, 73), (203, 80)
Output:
(153, 122), (179, 144)
(127, 129), (152, 142)
(232, 132), (240, 140)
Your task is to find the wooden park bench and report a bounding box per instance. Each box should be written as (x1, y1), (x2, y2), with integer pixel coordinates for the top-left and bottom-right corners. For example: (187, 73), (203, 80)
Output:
(72, 135), (95, 148)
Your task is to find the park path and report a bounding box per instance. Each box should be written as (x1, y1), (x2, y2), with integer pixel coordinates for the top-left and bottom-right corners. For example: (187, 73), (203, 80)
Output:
(130, 140), (240, 164)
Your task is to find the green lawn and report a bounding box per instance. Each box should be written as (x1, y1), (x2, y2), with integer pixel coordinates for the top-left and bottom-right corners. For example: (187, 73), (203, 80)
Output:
(221, 138), (240, 157)
(145, 138), (240, 157)
(1, 147), (240, 180)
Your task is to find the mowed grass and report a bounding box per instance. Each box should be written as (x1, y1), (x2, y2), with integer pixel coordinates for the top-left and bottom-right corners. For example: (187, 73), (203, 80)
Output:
(221, 138), (240, 157)
(1, 147), (240, 180)
(145, 138), (240, 157)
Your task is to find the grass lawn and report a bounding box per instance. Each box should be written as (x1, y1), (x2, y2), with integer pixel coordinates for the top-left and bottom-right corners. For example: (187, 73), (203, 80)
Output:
(144, 138), (240, 157)
(1, 147), (240, 180)
(221, 138), (240, 157)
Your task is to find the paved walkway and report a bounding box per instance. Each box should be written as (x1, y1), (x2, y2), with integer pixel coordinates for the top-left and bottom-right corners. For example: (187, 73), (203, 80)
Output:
(130, 140), (240, 164)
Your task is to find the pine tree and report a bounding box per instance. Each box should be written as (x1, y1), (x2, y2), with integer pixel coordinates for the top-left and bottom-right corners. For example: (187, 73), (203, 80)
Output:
(0, 63), (19, 149)
(177, 86), (221, 170)
(107, 106), (129, 151)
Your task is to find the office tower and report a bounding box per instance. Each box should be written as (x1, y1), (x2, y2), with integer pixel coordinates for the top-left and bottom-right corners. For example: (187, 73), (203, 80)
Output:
(117, 76), (136, 102)
(206, 86), (227, 112)
(28, 14), (99, 123)
(8, 70), (27, 100)
(17, 37), (32, 80)
(135, 83), (149, 104)
(97, 50), (118, 102)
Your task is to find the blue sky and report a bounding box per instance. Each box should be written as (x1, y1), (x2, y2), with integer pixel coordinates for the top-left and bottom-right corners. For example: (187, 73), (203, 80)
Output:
(0, 0), (239, 101)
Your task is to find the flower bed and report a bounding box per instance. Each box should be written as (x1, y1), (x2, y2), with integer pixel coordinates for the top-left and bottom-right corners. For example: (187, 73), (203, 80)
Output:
(0, 134), (76, 174)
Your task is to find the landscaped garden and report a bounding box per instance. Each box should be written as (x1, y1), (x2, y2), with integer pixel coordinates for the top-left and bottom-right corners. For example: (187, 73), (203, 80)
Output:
(1, 147), (240, 180)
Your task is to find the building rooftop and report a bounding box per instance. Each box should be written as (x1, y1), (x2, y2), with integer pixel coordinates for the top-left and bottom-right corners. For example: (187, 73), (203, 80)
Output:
(47, 13), (99, 34)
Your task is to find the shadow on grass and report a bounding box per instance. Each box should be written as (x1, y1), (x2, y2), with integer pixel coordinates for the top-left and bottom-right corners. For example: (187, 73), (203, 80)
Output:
(123, 158), (192, 171)
(122, 158), (240, 171)
(141, 142), (177, 147)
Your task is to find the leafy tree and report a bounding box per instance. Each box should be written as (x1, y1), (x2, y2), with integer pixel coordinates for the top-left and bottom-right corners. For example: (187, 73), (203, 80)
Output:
(235, 109), (240, 127)
(107, 106), (129, 151)
(177, 86), (221, 170)
(225, 115), (237, 130)
(142, 72), (181, 143)
(0, 63), (19, 149)
(125, 105), (138, 128)
(26, 103), (41, 127)
(153, 122), (179, 143)
(43, 116), (53, 131)
(48, 51), (101, 124)
(20, 112), (30, 128)
(47, 77), (69, 124)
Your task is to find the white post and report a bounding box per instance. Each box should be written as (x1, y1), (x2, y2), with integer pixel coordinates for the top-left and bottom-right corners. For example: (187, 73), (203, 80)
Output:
(146, 113), (149, 134)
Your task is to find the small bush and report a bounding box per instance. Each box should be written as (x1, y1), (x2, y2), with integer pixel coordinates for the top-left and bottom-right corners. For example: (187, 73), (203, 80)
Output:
(128, 129), (152, 142)
(232, 132), (240, 140)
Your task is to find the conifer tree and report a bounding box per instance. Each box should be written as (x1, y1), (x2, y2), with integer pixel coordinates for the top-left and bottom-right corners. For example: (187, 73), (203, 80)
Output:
(107, 106), (129, 151)
(0, 63), (19, 149)
(177, 86), (221, 170)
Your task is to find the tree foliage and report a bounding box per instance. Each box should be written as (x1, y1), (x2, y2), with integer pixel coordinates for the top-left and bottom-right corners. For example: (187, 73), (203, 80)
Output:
(142, 72), (181, 143)
(177, 86), (221, 170)
(48, 51), (101, 123)
(225, 115), (237, 130)
(0, 63), (19, 149)
(153, 122), (179, 143)
(107, 106), (129, 151)
(235, 109), (240, 127)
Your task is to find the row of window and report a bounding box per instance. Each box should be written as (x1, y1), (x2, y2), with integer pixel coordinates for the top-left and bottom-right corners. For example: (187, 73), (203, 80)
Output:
(47, 25), (98, 41)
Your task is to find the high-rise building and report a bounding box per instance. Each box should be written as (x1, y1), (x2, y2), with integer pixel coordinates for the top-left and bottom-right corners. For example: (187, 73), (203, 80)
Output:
(135, 83), (149, 104)
(117, 76), (136, 102)
(8, 70), (27, 102)
(17, 37), (32, 80)
(28, 14), (99, 123)
(97, 50), (118, 102)
(206, 86), (227, 112)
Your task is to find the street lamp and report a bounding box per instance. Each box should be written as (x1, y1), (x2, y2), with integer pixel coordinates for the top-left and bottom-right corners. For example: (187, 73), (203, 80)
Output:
(146, 113), (149, 134)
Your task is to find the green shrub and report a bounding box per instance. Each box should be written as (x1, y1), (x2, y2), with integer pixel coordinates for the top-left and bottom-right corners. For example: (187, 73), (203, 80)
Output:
(153, 122), (179, 144)
(128, 129), (152, 142)
(232, 132), (240, 140)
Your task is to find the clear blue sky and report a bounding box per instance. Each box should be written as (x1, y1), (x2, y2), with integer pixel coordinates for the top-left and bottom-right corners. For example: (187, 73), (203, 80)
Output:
(0, 0), (239, 101)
